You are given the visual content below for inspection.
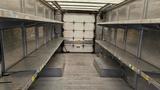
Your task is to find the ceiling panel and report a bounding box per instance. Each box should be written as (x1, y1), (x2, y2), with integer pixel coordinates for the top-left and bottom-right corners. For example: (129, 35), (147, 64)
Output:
(62, 8), (99, 11)
(46, 0), (125, 11)
(48, 2), (57, 8)
(58, 3), (106, 7)
(61, 6), (101, 9)
(46, 0), (125, 4)
(62, 7), (99, 9)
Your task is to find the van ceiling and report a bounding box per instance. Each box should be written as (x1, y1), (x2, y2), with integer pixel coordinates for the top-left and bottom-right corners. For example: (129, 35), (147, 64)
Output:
(45, 0), (125, 11)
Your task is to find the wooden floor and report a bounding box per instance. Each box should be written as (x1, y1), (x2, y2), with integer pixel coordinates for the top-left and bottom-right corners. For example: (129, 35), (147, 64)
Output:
(30, 53), (132, 90)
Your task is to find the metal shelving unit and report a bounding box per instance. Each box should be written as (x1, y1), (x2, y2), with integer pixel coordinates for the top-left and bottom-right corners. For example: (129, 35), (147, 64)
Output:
(0, 0), (64, 24)
(96, 40), (160, 89)
(0, 2), (64, 90)
(97, 0), (160, 27)
(96, 0), (160, 89)
(7, 38), (63, 73)
(0, 38), (64, 90)
(0, 0), (160, 90)
(0, 8), (63, 24)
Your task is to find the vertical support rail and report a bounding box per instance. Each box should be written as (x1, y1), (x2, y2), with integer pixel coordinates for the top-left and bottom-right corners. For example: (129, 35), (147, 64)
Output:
(44, 23), (48, 44)
(124, 27), (128, 50)
(93, 14), (97, 53)
(21, 23), (27, 57)
(61, 12), (64, 38)
(137, 0), (149, 60)
(0, 29), (5, 76)
(133, 28), (144, 90)
(35, 25), (39, 49)
(101, 27), (104, 41)
(61, 13), (64, 53)
(114, 28), (117, 46)
(21, 0), (25, 13)
(49, 24), (52, 40)
(135, 0), (149, 90)
(43, 24), (46, 44)
(143, 0), (149, 19)
(83, 22), (85, 49)
(137, 29), (144, 58)
(51, 24), (54, 40)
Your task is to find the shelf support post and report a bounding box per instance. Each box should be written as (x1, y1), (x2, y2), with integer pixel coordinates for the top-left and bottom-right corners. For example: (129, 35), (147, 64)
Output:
(0, 28), (5, 77)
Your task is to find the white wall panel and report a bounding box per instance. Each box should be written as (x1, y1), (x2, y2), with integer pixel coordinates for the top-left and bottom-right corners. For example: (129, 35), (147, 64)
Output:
(83, 15), (95, 22)
(64, 23), (74, 30)
(74, 38), (83, 41)
(24, 0), (36, 15)
(63, 14), (74, 22)
(0, 0), (21, 12)
(84, 23), (94, 30)
(74, 23), (84, 30)
(74, 31), (83, 38)
(64, 13), (95, 22)
(63, 13), (95, 52)
(73, 15), (84, 22)
(63, 31), (74, 38)
(84, 31), (94, 38)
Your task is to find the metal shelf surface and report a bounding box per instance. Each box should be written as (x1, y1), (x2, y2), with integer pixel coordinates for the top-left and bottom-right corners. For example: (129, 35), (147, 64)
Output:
(39, 54), (65, 77)
(7, 38), (64, 73)
(0, 71), (37, 90)
(0, 38), (64, 90)
(141, 72), (160, 89)
(96, 40), (160, 73)
(97, 18), (160, 25)
(94, 56), (122, 77)
(96, 40), (160, 89)
(0, 8), (63, 24)
(94, 56), (121, 70)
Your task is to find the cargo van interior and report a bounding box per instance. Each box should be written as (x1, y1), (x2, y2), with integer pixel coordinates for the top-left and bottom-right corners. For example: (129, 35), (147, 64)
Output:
(0, 0), (160, 90)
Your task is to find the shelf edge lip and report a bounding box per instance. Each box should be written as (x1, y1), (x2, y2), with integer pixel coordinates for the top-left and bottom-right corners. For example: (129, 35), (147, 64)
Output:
(141, 72), (160, 89)
(96, 19), (160, 25)
(0, 8), (63, 24)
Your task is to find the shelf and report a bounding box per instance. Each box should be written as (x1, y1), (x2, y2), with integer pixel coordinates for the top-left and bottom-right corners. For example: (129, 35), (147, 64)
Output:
(39, 54), (65, 77)
(7, 38), (64, 73)
(0, 38), (64, 90)
(96, 40), (160, 89)
(97, 18), (160, 26)
(94, 56), (122, 77)
(96, 40), (160, 73)
(0, 71), (37, 90)
(0, 8), (63, 24)
(141, 72), (160, 89)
